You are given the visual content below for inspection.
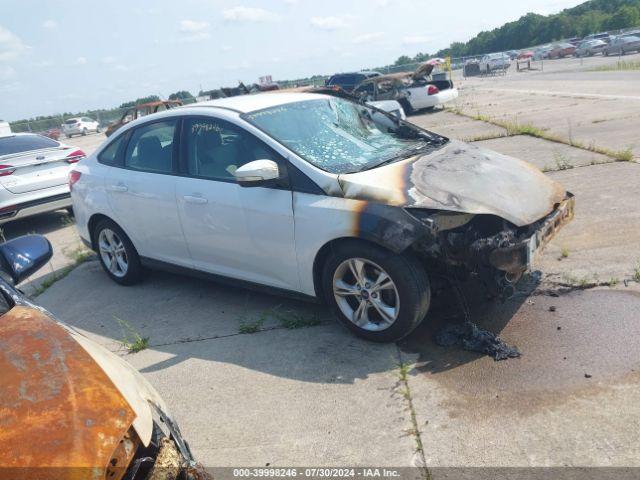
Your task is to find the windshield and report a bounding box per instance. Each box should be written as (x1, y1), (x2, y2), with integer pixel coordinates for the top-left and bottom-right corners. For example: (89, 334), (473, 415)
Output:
(243, 97), (442, 174)
(0, 135), (59, 156)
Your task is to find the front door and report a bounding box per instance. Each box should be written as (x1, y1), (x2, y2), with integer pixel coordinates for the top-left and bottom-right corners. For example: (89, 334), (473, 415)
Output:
(175, 116), (299, 291)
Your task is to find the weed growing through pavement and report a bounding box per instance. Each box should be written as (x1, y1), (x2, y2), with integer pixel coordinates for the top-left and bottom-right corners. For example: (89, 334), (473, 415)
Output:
(238, 317), (264, 334)
(116, 316), (150, 353)
(560, 247), (569, 259)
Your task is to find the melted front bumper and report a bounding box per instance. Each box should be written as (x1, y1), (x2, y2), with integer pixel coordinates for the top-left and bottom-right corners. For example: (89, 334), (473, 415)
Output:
(488, 193), (575, 273)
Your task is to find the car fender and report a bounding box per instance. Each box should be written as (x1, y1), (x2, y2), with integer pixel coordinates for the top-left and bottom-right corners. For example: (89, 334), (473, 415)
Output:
(293, 193), (431, 297)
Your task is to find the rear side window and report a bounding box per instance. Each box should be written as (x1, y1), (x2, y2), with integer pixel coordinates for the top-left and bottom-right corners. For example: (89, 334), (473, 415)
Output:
(124, 120), (176, 174)
(65, 119), (78, 124)
(98, 135), (125, 166)
(0, 135), (59, 156)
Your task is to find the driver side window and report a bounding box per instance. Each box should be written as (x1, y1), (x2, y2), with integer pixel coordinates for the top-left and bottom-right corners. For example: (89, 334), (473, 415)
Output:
(183, 117), (280, 181)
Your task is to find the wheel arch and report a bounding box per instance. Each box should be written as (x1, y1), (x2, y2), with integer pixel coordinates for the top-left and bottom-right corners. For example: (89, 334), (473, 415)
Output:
(87, 213), (139, 253)
(312, 236), (395, 300)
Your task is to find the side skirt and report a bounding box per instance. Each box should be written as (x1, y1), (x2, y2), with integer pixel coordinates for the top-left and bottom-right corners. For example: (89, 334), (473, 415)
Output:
(139, 257), (320, 304)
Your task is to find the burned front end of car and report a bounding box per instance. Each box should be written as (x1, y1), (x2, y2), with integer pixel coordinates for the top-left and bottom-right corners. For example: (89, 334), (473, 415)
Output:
(406, 193), (575, 296)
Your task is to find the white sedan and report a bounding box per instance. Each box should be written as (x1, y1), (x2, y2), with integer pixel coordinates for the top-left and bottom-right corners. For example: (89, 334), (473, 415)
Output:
(70, 92), (573, 342)
(0, 133), (84, 223)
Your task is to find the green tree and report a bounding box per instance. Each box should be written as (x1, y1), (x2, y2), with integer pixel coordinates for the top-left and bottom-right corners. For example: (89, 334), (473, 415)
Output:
(168, 90), (195, 101)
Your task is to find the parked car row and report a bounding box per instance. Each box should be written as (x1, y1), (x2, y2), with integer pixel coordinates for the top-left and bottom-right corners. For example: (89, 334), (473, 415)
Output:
(473, 30), (640, 67)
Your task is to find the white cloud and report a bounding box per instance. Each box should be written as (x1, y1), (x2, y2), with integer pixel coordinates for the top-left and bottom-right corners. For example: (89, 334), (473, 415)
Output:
(402, 35), (431, 45)
(284, 0), (298, 4)
(75, 56), (88, 65)
(223, 6), (280, 23)
(101, 56), (116, 64)
(179, 19), (210, 32)
(310, 16), (349, 30)
(113, 64), (128, 72)
(220, 45), (233, 52)
(353, 32), (384, 44)
(178, 20), (211, 42)
(0, 26), (30, 62)
(42, 19), (58, 29)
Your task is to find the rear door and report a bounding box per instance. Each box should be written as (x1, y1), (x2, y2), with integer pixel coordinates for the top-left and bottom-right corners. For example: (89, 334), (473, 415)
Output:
(175, 115), (298, 290)
(0, 135), (75, 194)
(104, 119), (191, 266)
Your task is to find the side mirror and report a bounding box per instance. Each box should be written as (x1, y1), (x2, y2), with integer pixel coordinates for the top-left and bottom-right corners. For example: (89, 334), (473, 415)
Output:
(234, 159), (280, 187)
(0, 235), (53, 285)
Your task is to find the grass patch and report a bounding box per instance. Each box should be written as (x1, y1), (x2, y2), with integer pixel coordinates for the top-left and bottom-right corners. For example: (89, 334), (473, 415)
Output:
(116, 317), (150, 353)
(448, 108), (636, 163)
(560, 247), (570, 259)
(272, 308), (321, 329)
(591, 60), (640, 72)
(554, 153), (574, 171)
(238, 317), (264, 334)
(634, 261), (640, 282)
(31, 248), (93, 297)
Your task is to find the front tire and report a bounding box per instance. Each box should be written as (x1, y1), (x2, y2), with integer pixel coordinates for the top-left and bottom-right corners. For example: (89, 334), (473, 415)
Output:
(94, 219), (143, 285)
(322, 241), (430, 342)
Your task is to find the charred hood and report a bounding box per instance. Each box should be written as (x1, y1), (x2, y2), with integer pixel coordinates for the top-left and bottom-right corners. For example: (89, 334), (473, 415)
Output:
(338, 140), (567, 227)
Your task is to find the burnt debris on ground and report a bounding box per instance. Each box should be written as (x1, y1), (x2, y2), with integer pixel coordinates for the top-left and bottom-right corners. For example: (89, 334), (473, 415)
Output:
(434, 321), (521, 361)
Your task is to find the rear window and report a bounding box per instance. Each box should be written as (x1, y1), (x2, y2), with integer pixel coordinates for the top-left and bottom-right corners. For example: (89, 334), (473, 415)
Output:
(0, 135), (59, 156)
(65, 119), (78, 124)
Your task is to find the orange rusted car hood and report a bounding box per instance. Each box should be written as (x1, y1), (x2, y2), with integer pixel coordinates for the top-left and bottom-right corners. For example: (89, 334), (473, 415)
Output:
(0, 306), (136, 477)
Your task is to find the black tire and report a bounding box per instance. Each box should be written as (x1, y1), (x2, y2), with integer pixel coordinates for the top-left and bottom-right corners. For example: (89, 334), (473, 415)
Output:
(96, 126), (101, 133)
(398, 98), (413, 116)
(93, 218), (143, 285)
(322, 241), (430, 342)
(82, 128), (88, 136)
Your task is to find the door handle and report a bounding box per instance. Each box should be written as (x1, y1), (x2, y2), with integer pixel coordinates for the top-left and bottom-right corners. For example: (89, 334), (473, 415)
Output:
(108, 184), (128, 193)
(183, 195), (208, 204)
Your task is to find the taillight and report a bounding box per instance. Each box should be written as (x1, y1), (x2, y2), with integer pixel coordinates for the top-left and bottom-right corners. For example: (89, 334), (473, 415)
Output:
(69, 170), (82, 191)
(0, 165), (15, 176)
(66, 149), (86, 164)
(427, 85), (439, 95)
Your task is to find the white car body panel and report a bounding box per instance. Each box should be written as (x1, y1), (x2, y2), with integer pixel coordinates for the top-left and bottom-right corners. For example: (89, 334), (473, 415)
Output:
(175, 176), (299, 290)
(406, 87), (459, 110)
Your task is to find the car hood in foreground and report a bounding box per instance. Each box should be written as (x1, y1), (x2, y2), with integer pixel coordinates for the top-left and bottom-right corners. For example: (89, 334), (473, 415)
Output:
(338, 140), (566, 227)
(0, 304), (169, 470)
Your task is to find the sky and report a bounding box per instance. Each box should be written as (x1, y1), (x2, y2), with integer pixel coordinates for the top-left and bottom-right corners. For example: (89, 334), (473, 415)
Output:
(0, 0), (585, 121)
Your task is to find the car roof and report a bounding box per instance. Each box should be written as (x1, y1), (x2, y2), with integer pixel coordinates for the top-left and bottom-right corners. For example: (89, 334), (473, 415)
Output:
(185, 92), (329, 114)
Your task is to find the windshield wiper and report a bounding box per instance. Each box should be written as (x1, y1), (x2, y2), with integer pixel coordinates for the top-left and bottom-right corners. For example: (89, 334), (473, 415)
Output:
(356, 142), (432, 172)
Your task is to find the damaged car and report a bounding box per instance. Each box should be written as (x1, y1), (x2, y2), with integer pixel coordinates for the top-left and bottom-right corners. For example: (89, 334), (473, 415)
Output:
(353, 63), (458, 114)
(0, 235), (210, 479)
(70, 92), (573, 342)
(106, 100), (183, 138)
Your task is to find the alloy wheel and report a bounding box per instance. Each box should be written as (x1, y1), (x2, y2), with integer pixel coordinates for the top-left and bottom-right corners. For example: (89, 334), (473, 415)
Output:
(332, 257), (400, 332)
(98, 228), (128, 278)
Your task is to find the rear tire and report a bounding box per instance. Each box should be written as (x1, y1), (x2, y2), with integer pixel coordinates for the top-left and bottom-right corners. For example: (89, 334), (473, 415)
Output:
(93, 219), (143, 285)
(322, 241), (430, 342)
(82, 128), (88, 136)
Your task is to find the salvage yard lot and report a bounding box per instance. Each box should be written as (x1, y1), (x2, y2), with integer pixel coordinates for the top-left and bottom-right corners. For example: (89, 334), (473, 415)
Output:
(18, 54), (640, 471)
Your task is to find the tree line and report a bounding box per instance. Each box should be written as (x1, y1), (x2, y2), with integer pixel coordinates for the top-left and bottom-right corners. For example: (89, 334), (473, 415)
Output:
(393, 0), (640, 65)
